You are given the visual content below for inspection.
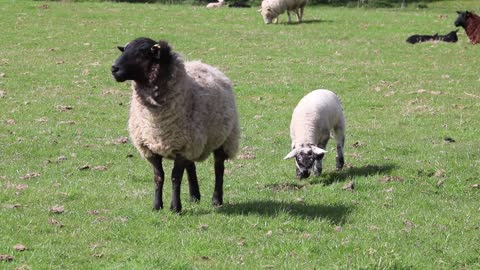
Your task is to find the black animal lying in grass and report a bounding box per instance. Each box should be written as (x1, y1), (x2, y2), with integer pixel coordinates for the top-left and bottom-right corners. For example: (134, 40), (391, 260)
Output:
(406, 30), (459, 44)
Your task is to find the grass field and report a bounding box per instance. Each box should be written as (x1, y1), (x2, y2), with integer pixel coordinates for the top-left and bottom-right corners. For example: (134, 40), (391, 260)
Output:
(1, 0), (479, 269)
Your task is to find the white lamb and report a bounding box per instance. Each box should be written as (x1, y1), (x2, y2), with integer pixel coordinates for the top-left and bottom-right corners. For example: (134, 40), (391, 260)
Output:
(259, 0), (307, 24)
(111, 37), (240, 213)
(284, 89), (345, 179)
(206, 0), (225, 8)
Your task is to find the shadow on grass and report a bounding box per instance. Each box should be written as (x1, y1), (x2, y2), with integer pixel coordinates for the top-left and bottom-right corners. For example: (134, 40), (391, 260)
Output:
(218, 200), (353, 224)
(278, 19), (333, 25)
(312, 163), (397, 185)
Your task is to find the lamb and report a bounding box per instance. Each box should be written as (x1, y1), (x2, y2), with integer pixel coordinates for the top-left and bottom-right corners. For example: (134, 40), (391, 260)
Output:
(259, 0), (307, 24)
(284, 89), (345, 179)
(111, 37), (240, 213)
(206, 0), (225, 8)
(406, 30), (458, 44)
(454, 11), (480, 44)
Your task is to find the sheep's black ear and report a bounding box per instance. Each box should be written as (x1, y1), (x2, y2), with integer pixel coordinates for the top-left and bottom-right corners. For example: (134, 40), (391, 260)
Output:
(117, 46), (125, 52)
(456, 11), (461, 14)
(151, 41), (171, 60)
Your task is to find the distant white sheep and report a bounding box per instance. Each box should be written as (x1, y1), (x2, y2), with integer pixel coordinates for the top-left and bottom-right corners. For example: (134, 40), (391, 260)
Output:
(259, 0), (307, 24)
(206, 0), (225, 8)
(111, 38), (240, 213)
(284, 89), (345, 179)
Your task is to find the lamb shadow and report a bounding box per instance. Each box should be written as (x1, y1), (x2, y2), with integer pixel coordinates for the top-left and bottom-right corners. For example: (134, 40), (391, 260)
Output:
(312, 163), (397, 185)
(218, 200), (353, 225)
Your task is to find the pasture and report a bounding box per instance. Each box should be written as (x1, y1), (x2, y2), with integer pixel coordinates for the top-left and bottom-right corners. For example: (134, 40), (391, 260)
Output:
(1, 0), (479, 268)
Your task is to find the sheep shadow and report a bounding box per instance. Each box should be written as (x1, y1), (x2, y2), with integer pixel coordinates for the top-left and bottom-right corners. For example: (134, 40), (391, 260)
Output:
(279, 19), (333, 25)
(311, 163), (397, 185)
(218, 200), (353, 225)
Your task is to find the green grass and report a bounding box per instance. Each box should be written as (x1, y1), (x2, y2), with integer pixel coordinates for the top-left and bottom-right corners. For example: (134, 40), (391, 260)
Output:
(1, 1), (479, 269)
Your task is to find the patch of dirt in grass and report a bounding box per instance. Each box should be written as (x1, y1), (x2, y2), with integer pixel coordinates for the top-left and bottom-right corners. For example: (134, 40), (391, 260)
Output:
(13, 244), (26, 252)
(0, 254), (14, 261)
(379, 175), (404, 183)
(265, 182), (306, 192)
(20, 172), (40, 180)
(238, 146), (256, 160)
(49, 205), (64, 214)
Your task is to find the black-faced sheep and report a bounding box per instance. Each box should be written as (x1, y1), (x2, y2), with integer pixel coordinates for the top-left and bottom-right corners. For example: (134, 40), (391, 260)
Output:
(406, 30), (458, 44)
(259, 0), (307, 24)
(284, 89), (345, 179)
(111, 38), (240, 213)
(455, 10), (480, 44)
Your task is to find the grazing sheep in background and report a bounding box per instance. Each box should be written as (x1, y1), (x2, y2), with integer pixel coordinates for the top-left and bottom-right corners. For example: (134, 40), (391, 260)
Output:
(206, 0), (225, 8)
(406, 30), (458, 44)
(259, 0), (307, 24)
(111, 37), (240, 213)
(455, 11), (480, 44)
(284, 89), (345, 179)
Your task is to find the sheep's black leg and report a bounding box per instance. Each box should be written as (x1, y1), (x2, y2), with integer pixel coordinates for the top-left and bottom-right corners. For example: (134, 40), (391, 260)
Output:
(186, 161), (201, 203)
(212, 148), (227, 207)
(314, 138), (329, 176)
(147, 155), (164, 210)
(170, 159), (187, 213)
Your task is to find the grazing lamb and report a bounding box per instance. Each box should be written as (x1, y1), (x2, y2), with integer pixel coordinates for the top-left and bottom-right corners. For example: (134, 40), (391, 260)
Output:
(284, 89), (345, 179)
(111, 37), (240, 213)
(406, 30), (458, 44)
(206, 0), (225, 8)
(259, 0), (307, 24)
(455, 11), (480, 44)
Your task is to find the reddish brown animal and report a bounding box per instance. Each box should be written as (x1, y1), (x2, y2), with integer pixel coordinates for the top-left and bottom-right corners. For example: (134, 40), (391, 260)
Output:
(454, 11), (480, 44)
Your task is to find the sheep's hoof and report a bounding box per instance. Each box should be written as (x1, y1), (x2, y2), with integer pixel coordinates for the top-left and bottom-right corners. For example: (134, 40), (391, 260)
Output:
(170, 203), (182, 213)
(212, 197), (223, 207)
(190, 195), (201, 203)
(153, 202), (163, 211)
(313, 170), (322, 177)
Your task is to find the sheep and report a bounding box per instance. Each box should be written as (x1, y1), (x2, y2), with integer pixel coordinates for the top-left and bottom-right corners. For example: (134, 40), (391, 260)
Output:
(111, 37), (240, 213)
(206, 0), (225, 8)
(406, 30), (458, 44)
(454, 11), (480, 44)
(259, 0), (307, 24)
(284, 89), (345, 179)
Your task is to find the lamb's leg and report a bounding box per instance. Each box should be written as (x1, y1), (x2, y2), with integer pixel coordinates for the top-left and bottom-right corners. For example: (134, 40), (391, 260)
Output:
(298, 6), (304, 22)
(186, 161), (201, 203)
(212, 148), (228, 206)
(148, 154), (164, 210)
(334, 123), (346, 170)
(314, 136), (330, 176)
(170, 159), (187, 213)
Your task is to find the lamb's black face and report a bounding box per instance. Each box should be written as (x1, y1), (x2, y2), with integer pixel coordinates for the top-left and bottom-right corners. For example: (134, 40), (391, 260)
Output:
(295, 148), (325, 179)
(454, 11), (468, 28)
(111, 38), (172, 83)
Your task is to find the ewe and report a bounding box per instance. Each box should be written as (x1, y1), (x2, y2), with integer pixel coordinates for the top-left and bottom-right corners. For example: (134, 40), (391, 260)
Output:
(111, 38), (240, 213)
(455, 11), (480, 44)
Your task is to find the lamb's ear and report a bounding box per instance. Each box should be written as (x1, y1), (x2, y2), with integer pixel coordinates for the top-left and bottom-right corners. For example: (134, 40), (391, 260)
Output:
(151, 41), (171, 60)
(456, 11), (461, 14)
(311, 146), (327, 156)
(283, 149), (298, 160)
(117, 46), (125, 52)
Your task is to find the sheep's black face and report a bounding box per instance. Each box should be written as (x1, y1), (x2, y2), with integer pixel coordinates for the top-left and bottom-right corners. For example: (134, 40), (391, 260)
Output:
(112, 38), (172, 84)
(454, 11), (468, 28)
